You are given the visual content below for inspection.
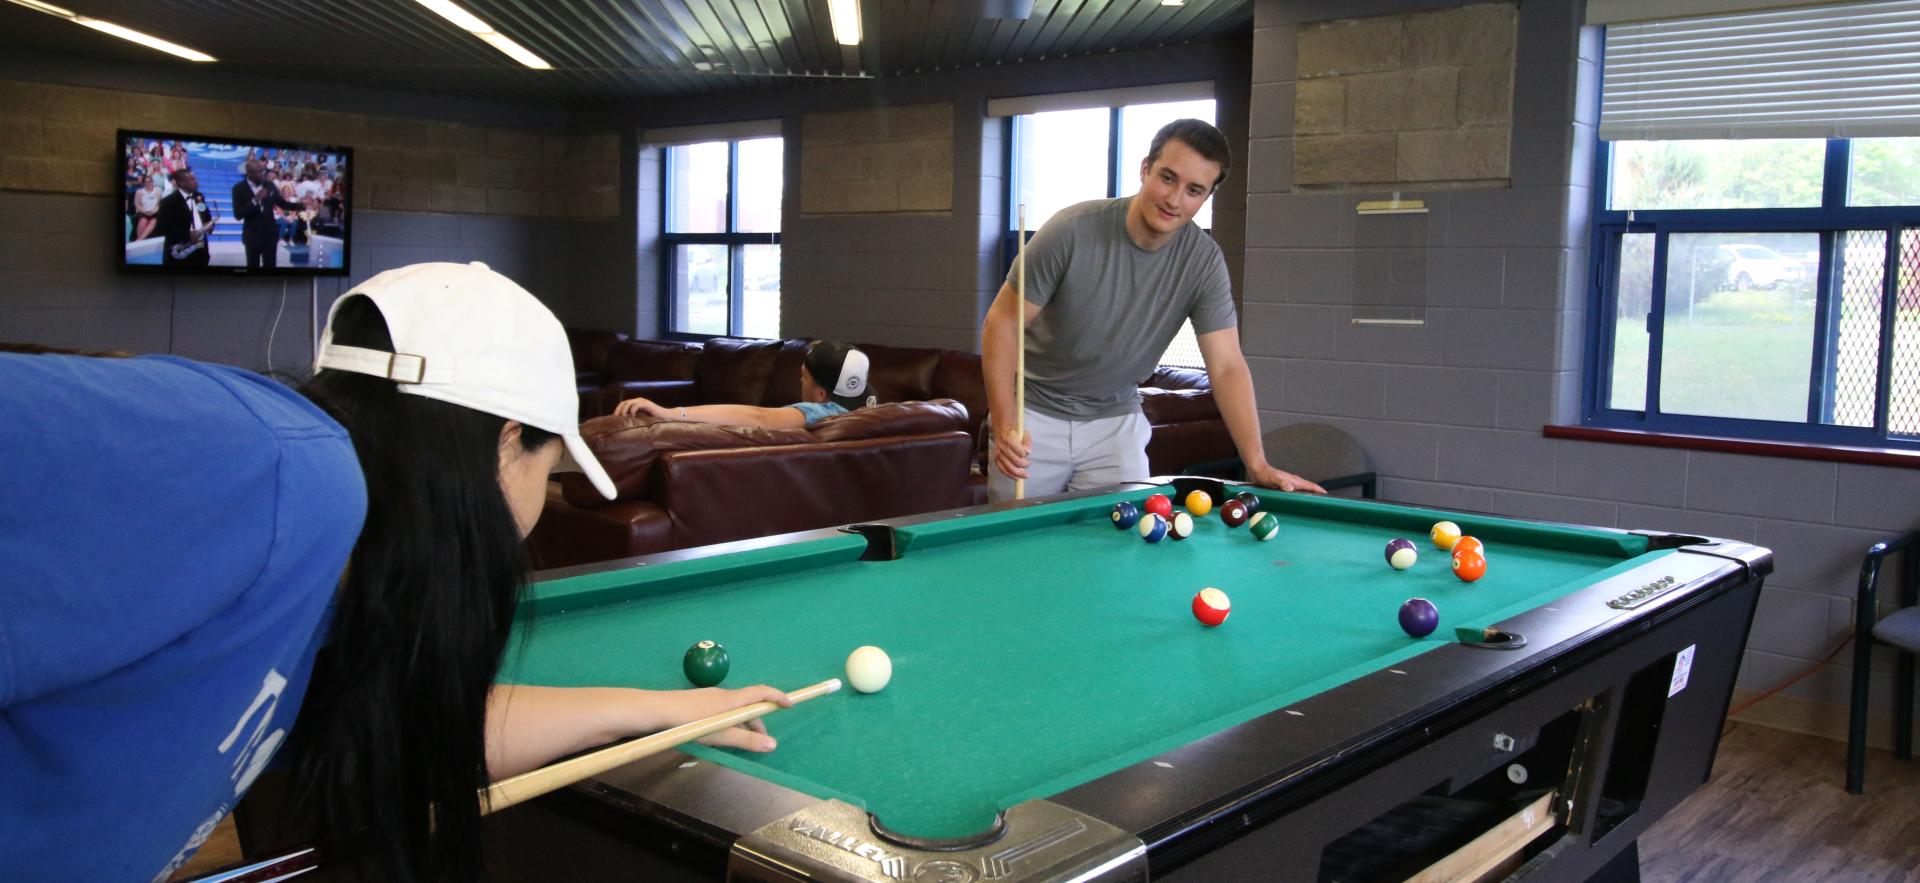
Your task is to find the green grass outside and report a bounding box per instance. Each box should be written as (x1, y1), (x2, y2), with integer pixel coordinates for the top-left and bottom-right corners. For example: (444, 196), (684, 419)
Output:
(1608, 287), (1920, 430)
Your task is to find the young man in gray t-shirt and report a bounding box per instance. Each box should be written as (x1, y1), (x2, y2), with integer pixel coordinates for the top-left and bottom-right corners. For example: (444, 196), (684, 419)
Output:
(982, 119), (1326, 502)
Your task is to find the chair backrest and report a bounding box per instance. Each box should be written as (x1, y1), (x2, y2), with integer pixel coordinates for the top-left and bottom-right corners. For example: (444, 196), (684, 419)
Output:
(1260, 423), (1369, 484)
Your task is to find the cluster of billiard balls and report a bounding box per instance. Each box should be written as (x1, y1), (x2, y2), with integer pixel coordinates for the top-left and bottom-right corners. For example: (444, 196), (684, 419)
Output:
(1108, 489), (1281, 628)
(1389, 521), (1493, 638)
(682, 641), (894, 694)
(1110, 489), (1279, 545)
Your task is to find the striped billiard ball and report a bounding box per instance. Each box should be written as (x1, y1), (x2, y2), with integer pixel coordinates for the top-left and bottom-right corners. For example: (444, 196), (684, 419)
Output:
(1385, 538), (1419, 570)
(1138, 513), (1169, 543)
(1248, 511), (1279, 541)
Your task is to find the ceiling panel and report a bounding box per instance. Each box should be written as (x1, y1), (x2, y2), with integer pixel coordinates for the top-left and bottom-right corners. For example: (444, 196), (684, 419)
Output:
(0, 0), (1251, 106)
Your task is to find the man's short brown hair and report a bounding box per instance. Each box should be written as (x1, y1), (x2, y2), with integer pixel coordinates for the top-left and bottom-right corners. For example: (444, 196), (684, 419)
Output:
(1145, 119), (1232, 190)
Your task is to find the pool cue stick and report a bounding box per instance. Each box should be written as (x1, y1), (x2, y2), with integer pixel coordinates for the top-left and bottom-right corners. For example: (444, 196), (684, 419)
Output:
(481, 678), (842, 815)
(1015, 203), (1027, 500)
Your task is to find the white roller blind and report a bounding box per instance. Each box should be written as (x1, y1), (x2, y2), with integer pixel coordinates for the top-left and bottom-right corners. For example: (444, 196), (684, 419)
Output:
(1599, 0), (1920, 141)
(1587, 0), (1847, 26)
(643, 119), (781, 147)
(985, 81), (1213, 118)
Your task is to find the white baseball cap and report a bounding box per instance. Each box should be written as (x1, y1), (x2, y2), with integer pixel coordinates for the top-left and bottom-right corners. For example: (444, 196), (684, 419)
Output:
(314, 261), (616, 500)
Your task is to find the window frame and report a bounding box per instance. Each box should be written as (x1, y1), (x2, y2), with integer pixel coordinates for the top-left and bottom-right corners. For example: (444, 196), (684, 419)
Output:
(660, 138), (782, 341)
(1582, 134), (1920, 449)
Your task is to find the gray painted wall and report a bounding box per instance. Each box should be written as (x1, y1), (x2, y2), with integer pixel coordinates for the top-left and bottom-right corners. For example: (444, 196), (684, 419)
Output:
(1247, 0), (1916, 727)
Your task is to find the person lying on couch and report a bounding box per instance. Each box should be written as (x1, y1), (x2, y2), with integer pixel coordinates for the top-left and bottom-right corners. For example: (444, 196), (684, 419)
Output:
(613, 340), (875, 428)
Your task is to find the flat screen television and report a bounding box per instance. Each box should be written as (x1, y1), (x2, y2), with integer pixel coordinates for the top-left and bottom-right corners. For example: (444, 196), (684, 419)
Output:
(118, 129), (352, 276)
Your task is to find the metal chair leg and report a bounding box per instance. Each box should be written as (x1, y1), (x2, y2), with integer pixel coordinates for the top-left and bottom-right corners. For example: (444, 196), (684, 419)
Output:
(1848, 626), (1875, 794)
(1898, 651), (1914, 762)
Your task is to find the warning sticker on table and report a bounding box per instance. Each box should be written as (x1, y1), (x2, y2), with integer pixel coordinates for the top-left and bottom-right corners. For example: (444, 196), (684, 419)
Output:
(1668, 644), (1696, 697)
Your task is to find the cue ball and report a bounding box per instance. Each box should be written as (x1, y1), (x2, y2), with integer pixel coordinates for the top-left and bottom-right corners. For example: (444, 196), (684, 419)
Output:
(1144, 493), (1174, 520)
(1184, 490), (1213, 518)
(1452, 548), (1488, 582)
(1220, 499), (1249, 527)
(1385, 538), (1418, 570)
(1234, 491), (1261, 515)
(1138, 513), (1169, 543)
(1399, 598), (1439, 637)
(682, 640), (731, 687)
(1247, 511), (1279, 541)
(1430, 521), (1462, 550)
(1168, 511), (1195, 541)
(845, 645), (892, 693)
(1110, 501), (1142, 530)
(1192, 587), (1231, 626)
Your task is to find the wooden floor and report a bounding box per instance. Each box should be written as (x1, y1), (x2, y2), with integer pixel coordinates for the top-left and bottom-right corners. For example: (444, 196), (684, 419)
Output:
(173, 722), (1919, 882)
(1639, 722), (1920, 883)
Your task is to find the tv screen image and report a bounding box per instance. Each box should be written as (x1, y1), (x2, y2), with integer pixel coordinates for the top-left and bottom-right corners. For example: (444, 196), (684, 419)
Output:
(120, 130), (351, 275)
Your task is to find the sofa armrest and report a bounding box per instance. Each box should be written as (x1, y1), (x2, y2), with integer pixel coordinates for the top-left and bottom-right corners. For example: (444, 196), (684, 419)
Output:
(526, 485), (674, 570)
(656, 433), (974, 549)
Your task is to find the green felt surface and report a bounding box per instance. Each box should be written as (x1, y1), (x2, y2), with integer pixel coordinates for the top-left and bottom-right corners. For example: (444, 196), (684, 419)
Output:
(499, 488), (1662, 839)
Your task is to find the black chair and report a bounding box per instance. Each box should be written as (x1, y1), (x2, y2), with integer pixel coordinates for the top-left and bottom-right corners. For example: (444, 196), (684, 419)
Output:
(1846, 529), (1920, 794)
(1184, 422), (1376, 499)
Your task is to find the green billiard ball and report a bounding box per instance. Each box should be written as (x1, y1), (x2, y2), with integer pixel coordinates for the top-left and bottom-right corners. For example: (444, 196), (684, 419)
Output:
(683, 640), (730, 687)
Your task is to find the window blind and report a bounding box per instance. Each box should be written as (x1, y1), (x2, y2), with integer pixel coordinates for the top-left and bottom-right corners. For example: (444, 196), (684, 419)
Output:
(1598, 0), (1920, 140)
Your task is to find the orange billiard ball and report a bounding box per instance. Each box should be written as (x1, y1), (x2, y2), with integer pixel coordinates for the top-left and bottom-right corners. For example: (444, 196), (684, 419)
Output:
(1451, 548), (1488, 582)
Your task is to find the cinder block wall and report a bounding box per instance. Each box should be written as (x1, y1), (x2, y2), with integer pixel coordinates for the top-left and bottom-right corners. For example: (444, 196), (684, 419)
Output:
(1246, 0), (1918, 741)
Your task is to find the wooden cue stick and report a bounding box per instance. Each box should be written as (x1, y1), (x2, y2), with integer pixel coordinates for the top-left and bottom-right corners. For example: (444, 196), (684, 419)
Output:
(480, 678), (842, 816)
(1015, 203), (1027, 501)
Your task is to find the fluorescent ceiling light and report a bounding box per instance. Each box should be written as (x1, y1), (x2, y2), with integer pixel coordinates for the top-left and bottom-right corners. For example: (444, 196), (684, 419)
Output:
(411, 0), (551, 70)
(828, 0), (862, 46)
(476, 31), (551, 70)
(1160, 0), (1185, 6)
(4, 0), (215, 61)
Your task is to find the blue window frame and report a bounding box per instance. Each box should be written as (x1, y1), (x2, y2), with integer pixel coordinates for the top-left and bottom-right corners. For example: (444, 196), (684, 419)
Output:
(1584, 136), (1920, 449)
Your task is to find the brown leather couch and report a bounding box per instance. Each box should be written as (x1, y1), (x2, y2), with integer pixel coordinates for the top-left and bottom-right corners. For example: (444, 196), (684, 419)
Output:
(529, 399), (975, 569)
(567, 331), (1236, 500)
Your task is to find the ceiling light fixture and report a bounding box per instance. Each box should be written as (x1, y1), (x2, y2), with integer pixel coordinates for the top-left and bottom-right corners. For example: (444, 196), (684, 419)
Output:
(412, 0), (551, 70)
(828, 0), (863, 45)
(1161, 0), (1185, 5)
(3, 0), (215, 61)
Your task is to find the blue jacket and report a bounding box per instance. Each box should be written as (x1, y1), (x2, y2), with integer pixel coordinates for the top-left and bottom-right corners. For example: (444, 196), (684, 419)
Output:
(0, 354), (365, 882)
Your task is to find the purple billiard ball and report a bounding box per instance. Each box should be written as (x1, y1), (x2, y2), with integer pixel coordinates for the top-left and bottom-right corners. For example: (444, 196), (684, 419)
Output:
(1385, 538), (1419, 570)
(1399, 598), (1439, 638)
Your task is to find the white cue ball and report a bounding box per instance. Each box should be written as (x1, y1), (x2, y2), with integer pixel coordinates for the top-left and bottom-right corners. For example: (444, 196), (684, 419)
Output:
(845, 645), (893, 694)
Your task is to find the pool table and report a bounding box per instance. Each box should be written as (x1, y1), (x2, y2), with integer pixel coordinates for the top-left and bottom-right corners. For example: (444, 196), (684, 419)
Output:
(485, 477), (1769, 882)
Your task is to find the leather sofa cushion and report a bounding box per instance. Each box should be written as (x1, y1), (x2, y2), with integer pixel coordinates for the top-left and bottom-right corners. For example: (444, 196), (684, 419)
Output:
(1140, 387), (1219, 425)
(1146, 365), (1211, 391)
(567, 328), (628, 377)
(932, 352), (987, 438)
(561, 414), (812, 506)
(859, 344), (942, 403)
(809, 399), (970, 443)
(697, 337), (784, 404)
(759, 339), (812, 407)
(605, 339), (702, 382)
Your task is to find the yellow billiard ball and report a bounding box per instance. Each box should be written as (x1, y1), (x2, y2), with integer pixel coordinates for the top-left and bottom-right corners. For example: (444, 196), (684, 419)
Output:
(1185, 490), (1213, 518)
(1431, 521), (1462, 550)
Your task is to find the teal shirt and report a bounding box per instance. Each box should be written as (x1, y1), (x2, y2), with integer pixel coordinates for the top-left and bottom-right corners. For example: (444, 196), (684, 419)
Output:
(792, 401), (848, 426)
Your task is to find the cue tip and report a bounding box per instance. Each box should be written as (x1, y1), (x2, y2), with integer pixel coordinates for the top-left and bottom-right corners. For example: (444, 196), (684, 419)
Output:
(825, 678), (843, 693)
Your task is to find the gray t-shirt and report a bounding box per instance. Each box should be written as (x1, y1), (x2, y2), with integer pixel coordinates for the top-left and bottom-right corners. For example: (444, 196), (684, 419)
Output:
(1006, 197), (1236, 420)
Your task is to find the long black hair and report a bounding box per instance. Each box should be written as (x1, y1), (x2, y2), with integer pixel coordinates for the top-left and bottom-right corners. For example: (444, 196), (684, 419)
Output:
(293, 295), (555, 881)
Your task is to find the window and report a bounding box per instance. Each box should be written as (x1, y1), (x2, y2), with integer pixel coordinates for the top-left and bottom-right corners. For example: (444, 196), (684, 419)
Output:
(1586, 2), (1920, 448)
(663, 136), (783, 338)
(1006, 96), (1218, 369)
